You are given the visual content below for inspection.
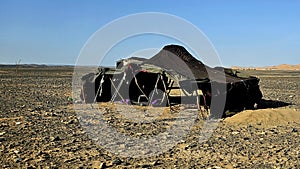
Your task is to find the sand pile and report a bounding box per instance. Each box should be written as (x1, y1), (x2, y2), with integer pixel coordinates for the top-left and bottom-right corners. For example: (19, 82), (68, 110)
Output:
(224, 108), (300, 127)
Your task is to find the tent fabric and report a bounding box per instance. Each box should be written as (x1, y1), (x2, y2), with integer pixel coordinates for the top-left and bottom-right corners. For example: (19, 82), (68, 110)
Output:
(142, 45), (251, 83)
(143, 45), (209, 81)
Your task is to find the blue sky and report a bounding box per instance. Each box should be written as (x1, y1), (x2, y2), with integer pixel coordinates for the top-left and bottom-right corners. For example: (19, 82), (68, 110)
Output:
(0, 0), (299, 67)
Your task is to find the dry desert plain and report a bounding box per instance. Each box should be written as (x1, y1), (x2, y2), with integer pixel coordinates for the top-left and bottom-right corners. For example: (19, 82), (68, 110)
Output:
(0, 66), (299, 168)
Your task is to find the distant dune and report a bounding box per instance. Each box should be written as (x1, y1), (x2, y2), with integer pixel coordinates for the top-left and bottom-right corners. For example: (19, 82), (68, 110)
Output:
(232, 64), (300, 70)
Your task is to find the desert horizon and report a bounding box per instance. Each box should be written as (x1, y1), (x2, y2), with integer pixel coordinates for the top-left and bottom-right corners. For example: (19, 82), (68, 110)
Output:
(1, 63), (300, 71)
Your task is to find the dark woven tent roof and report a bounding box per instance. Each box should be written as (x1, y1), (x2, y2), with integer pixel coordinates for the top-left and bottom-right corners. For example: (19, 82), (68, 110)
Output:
(143, 45), (209, 80)
(142, 44), (249, 83)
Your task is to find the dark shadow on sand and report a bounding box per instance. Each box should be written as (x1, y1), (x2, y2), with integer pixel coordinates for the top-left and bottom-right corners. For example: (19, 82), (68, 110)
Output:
(257, 99), (291, 109)
(224, 99), (292, 118)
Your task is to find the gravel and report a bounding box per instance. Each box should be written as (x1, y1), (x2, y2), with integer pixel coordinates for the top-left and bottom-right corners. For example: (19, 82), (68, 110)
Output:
(0, 67), (299, 168)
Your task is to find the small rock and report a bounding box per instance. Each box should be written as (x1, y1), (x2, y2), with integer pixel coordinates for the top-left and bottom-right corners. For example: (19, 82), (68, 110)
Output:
(141, 164), (151, 168)
(0, 132), (5, 136)
(45, 112), (57, 116)
(14, 157), (23, 163)
(253, 103), (258, 109)
(244, 137), (250, 141)
(41, 153), (50, 159)
(203, 143), (209, 147)
(212, 166), (221, 169)
(66, 119), (75, 124)
(50, 136), (60, 141)
(292, 128), (298, 132)
(92, 161), (106, 169)
(112, 158), (122, 165)
(152, 160), (159, 166)
(259, 131), (266, 135)
(136, 133), (143, 136)
(231, 131), (239, 135)
(75, 100), (82, 104)
(99, 162), (106, 169)
(15, 121), (22, 125)
(26, 165), (36, 169)
(63, 158), (75, 163)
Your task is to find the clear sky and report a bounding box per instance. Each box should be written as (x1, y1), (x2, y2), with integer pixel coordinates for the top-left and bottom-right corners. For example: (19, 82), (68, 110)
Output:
(0, 0), (299, 67)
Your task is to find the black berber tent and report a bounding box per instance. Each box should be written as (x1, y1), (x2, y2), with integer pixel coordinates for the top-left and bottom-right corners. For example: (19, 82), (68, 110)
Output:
(80, 45), (263, 115)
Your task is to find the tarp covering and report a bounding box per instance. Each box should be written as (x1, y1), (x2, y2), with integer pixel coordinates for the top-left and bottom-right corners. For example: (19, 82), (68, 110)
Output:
(143, 45), (208, 81)
(143, 45), (254, 83)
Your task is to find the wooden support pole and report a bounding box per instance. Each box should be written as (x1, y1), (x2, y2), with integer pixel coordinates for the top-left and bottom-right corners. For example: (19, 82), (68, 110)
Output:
(93, 75), (104, 102)
(148, 74), (161, 106)
(109, 77), (128, 105)
(160, 74), (171, 109)
(195, 89), (201, 110)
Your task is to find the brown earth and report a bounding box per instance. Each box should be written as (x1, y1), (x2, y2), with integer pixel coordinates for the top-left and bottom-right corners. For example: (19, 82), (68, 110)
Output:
(0, 66), (299, 168)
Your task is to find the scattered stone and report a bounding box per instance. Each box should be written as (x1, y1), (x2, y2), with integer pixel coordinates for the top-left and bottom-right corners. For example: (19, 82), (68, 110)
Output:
(152, 160), (159, 166)
(92, 161), (106, 169)
(141, 164), (151, 168)
(50, 136), (60, 141)
(231, 131), (240, 135)
(244, 137), (250, 141)
(63, 158), (75, 163)
(112, 158), (122, 165)
(292, 128), (298, 132)
(99, 162), (106, 169)
(14, 157), (23, 163)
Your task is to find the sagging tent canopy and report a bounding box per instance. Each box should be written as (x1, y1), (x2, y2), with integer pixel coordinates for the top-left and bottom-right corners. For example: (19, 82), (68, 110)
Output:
(132, 45), (256, 84)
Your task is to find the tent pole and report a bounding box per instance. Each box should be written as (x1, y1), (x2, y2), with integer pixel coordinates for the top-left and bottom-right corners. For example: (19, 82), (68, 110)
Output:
(148, 74), (161, 106)
(160, 74), (171, 109)
(81, 86), (86, 103)
(131, 70), (149, 101)
(109, 77), (128, 105)
(93, 75), (104, 102)
(195, 89), (201, 110)
(111, 72), (126, 102)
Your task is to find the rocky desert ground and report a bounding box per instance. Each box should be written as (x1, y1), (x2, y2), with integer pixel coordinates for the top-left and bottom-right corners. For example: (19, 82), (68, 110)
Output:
(0, 66), (299, 168)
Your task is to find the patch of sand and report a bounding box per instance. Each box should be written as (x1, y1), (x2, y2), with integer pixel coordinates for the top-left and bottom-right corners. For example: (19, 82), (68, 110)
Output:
(224, 108), (300, 128)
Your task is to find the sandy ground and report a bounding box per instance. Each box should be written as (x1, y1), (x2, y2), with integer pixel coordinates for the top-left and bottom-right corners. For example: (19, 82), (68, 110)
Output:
(0, 67), (299, 168)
